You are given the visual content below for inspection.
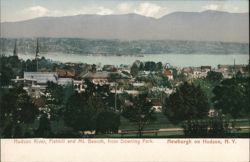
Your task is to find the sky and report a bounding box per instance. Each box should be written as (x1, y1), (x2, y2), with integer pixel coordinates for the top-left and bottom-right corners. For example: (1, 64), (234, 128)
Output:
(1, 0), (249, 22)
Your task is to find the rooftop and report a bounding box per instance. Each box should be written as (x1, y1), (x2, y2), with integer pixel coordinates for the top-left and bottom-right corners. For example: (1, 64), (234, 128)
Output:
(24, 72), (58, 84)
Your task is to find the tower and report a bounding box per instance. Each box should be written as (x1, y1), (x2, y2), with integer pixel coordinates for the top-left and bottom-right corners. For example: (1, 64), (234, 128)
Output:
(13, 40), (17, 57)
(35, 39), (40, 72)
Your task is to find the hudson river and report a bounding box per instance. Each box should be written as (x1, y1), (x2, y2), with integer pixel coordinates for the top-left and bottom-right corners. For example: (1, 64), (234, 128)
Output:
(9, 53), (249, 67)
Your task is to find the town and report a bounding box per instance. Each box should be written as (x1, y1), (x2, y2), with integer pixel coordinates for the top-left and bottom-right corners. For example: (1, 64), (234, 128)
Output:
(0, 40), (249, 138)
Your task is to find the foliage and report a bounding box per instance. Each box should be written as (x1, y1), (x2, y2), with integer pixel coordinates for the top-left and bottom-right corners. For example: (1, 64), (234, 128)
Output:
(206, 71), (223, 84)
(212, 76), (249, 118)
(63, 81), (120, 134)
(122, 93), (156, 137)
(63, 92), (97, 132)
(43, 82), (65, 120)
(35, 114), (53, 137)
(174, 73), (188, 82)
(183, 117), (231, 137)
(136, 73), (171, 88)
(0, 86), (39, 137)
(96, 111), (120, 134)
(192, 78), (215, 106)
(0, 56), (17, 86)
(164, 82), (210, 124)
(130, 63), (139, 77)
(140, 61), (163, 71)
(45, 82), (64, 104)
(144, 62), (157, 71)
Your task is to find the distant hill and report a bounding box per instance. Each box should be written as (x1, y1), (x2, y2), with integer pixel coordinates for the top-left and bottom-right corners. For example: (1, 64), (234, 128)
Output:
(1, 10), (249, 43)
(0, 38), (249, 55)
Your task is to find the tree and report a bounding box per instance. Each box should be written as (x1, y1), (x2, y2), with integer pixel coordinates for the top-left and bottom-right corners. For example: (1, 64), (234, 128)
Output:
(206, 71), (223, 84)
(63, 92), (97, 133)
(43, 82), (64, 121)
(144, 61), (156, 71)
(0, 66), (14, 86)
(63, 81), (111, 134)
(122, 93), (155, 137)
(0, 86), (38, 137)
(175, 72), (188, 82)
(35, 114), (53, 137)
(160, 75), (171, 88)
(164, 82), (209, 124)
(139, 62), (144, 71)
(192, 78), (215, 107)
(182, 117), (231, 137)
(130, 63), (139, 77)
(96, 111), (120, 134)
(46, 82), (64, 105)
(156, 62), (163, 71)
(212, 77), (249, 118)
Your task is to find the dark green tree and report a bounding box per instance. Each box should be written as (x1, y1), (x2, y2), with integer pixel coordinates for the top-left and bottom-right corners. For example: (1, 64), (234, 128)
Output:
(46, 82), (64, 105)
(156, 62), (163, 71)
(164, 82), (210, 124)
(43, 82), (64, 121)
(130, 63), (139, 77)
(212, 77), (249, 118)
(160, 75), (171, 88)
(63, 92), (96, 133)
(0, 86), (38, 137)
(206, 71), (223, 84)
(96, 111), (120, 134)
(122, 93), (155, 137)
(0, 66), (14, 86)
(35, 114), (53, 137)
(183, 117), (231, 137)
(144, 61), (156, 71)
(139, 62), (144, 71)
(63, 81), (111, 134)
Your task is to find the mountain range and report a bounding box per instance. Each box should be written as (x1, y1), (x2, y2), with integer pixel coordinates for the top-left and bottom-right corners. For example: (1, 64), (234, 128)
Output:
(1, 10), (249, 43)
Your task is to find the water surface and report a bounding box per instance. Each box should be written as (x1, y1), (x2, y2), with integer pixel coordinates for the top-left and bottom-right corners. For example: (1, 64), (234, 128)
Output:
(6, 52), (249, 67)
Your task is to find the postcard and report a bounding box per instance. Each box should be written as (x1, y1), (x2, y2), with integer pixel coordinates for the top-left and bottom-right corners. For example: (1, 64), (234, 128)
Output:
(0, 0), (249, 162)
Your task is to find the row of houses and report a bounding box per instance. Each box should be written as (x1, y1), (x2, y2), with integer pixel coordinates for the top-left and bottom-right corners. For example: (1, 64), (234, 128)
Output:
(11, 69), (132, 98)
(180, 64), (247, 79)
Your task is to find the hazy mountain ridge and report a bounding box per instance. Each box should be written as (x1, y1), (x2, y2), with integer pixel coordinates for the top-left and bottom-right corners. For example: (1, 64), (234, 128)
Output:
(1, 10), (249, 43)
(0, 38), (248, 55)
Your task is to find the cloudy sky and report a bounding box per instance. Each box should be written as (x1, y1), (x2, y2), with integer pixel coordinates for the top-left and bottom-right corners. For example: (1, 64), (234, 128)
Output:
(1, 0), (249, 22)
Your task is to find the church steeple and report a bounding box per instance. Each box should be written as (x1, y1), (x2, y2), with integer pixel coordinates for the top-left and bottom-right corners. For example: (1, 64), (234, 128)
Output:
(13, 40), (17, 57)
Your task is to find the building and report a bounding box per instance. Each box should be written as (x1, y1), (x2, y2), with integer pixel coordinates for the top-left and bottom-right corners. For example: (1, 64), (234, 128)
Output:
(217, 64), (246, 78)
(102, 65), (117, 72)
(218, 65), (230, 72)
(58, 78), (73, 85)
(201, 66), (211, 73)
(56, 68), (75, 78)
(182, 67), (193, 76)
(163, 69), (173, 80)
(82, 71), (131, 85)
(82, 71), (110, 84)
(24, 72), (58, 84)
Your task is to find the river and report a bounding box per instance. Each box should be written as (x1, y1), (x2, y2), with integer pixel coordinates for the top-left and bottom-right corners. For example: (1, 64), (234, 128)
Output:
(5, 52), (249, 68)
